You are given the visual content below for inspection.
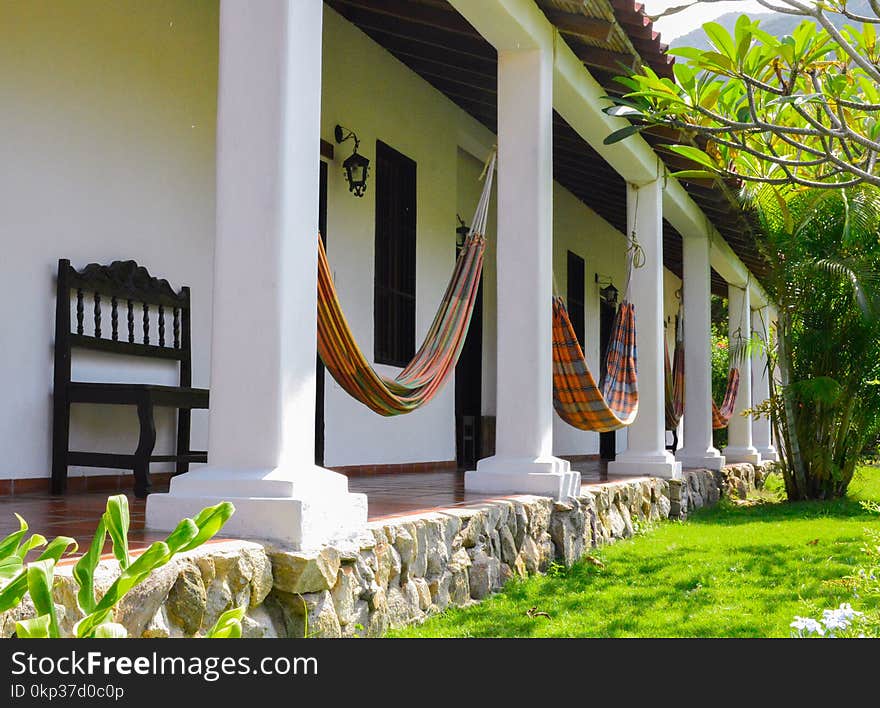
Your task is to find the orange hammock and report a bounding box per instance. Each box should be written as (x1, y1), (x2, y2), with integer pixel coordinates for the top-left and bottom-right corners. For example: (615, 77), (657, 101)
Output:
(663, 321), (740, 430)
(711, 368), (740, 429)
(664, 316), (685, 430)
(552, 295), (639, 433)
(317, 152), (495, 415)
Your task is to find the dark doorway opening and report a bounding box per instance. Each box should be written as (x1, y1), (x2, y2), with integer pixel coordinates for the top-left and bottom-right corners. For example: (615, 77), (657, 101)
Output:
(315, 161), (328, 467)
(454, 240), (483, 471)
(599, 295), (617, 461)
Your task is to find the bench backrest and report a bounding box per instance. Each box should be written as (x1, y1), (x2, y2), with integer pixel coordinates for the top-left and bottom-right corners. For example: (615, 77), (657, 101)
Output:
(54, 259), (193, 389)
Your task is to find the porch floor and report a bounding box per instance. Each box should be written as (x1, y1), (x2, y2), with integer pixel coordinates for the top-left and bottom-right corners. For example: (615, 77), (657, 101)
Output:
(0, 460), (620, 557)
(346, 459), (610, 519)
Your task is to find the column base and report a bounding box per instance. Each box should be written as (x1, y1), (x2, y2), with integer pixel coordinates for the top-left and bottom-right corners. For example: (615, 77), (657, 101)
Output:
(721, 446), (762, 465)
(676, 447), (725, 471)
(466, 455), (580, 500)
(146, 465), (368, 551)
(755, 446), (778, 462)
(607, 450), (681, 479)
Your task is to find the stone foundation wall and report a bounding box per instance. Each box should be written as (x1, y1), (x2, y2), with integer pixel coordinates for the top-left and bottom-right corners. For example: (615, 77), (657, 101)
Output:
(1, 464), (765, 639)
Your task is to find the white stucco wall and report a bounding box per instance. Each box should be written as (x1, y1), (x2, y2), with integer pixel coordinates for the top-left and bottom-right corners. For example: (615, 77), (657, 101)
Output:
(0, 0), (218, 480)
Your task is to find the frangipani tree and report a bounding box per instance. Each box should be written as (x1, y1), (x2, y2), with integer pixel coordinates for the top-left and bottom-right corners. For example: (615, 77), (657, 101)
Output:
(604, 1), (880, 188)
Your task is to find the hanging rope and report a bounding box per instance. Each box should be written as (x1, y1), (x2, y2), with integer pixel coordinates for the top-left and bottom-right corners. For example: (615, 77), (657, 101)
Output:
(621, 184), (647, 299)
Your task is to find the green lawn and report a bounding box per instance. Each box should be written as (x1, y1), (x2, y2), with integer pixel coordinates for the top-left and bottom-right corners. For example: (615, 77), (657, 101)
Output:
(391, 467), (880, 638)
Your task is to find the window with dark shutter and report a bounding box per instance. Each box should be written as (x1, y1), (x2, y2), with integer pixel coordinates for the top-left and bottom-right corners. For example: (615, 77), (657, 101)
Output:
(374, 141), (417, 367)
(567, 251), (585, 351)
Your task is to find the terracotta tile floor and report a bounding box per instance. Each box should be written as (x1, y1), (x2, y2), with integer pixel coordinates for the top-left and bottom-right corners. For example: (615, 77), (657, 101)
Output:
(0, 460), (614, 558)
(348, 459), (611, 519)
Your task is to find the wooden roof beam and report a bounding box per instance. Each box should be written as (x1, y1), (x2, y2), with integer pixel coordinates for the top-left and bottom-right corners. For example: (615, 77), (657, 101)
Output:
(328, 0), (480, 37)
(542, 9), (615, 42)
(329, 5), (495, 59)
(570, 44), (638, 74)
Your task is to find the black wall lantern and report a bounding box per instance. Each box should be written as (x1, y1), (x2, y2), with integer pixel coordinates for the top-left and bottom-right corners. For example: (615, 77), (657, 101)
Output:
(600, 283), (619, 305)
(595, 273), (618, 305)
(334, 124), (370, 197)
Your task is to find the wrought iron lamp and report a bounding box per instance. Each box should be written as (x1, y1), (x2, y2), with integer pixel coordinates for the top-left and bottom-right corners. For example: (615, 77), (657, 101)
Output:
(334, 124), (370, 197)
(595, 273), (618, 305)
(600, 283), (619, 305)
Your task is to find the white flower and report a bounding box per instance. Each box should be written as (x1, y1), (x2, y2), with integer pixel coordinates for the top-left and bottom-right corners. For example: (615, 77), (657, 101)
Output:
(790, 616), (809, 631)
(791, 616), (825, 636)
(836, 603), (863, 621)
(821, 613), (849, 633)
(820, 604), (863, 634)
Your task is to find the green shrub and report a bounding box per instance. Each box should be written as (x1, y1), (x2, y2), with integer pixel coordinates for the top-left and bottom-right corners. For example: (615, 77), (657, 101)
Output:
(0, 495), (238, 638)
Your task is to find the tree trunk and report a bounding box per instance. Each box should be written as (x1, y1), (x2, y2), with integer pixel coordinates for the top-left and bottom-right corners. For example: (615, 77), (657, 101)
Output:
(777, 311), (808, 500)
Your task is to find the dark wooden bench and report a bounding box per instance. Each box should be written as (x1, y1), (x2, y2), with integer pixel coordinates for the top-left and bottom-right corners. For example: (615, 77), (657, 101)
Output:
(52, 259), (209, 497)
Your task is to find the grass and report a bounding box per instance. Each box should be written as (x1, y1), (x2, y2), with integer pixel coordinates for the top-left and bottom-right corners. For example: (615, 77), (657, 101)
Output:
(390, 467), (880, 637)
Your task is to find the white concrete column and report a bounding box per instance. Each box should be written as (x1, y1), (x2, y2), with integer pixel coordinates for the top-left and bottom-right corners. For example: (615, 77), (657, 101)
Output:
(147, 0), (366, 550)
(722, 285), (761, 464)
(675, 234), (724, 470)
(465, 47), (579, 500)
(608, 181), (681, 479)
(751, 306), (778, 461)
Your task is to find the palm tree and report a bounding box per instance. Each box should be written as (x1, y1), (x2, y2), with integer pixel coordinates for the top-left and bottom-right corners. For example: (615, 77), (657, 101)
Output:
(747, 185), (880, 499)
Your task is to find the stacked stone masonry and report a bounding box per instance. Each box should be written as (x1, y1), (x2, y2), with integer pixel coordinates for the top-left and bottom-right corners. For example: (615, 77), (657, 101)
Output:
(1, 463), (767, 638)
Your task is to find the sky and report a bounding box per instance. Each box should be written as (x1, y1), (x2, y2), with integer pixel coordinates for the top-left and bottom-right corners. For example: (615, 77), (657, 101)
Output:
(641, 0), (769, 40)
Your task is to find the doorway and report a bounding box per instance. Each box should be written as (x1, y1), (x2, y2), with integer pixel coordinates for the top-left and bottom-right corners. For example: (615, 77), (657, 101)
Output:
(599, 295), (616, 461)
(454, 241), (483, 471)
(315, 160), (328, 466)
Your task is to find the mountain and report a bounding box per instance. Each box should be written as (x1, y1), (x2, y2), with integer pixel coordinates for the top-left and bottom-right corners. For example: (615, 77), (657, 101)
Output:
(670, 0), (873, 49)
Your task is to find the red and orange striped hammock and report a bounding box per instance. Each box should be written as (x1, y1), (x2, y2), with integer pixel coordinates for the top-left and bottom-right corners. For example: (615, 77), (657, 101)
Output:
(552, 297), (639, 433)
(316, 152), (495, 416)
(664, 320), (740, 431)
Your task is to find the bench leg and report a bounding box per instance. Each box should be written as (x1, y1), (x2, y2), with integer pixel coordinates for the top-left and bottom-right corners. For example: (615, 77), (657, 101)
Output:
(666, 429), (679, 454)
(51, 397), (70, 495)
(175, 408), (192, 476)
(133, 401), (156, 498)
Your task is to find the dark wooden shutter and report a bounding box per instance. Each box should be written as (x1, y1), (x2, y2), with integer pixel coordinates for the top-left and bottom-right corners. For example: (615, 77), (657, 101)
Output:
(567, 251), (585, 350)
(374, 141), (417, 367)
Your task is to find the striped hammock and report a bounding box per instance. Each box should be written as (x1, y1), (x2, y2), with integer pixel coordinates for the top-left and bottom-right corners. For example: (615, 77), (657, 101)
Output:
(711, 368), (740, 429)
(316, 152), (495, 416)
(552, 296), (639, 433)
(664, 317), (685, 430)
(662, 323), (741, 430)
